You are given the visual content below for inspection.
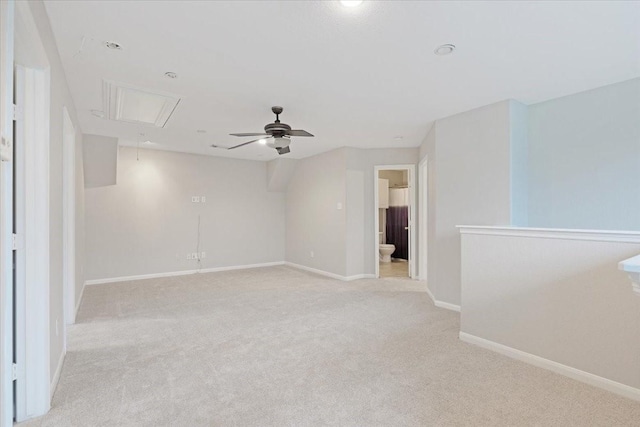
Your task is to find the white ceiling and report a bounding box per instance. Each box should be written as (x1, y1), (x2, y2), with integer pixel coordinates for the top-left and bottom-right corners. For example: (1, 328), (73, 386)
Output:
(44, 0), (640, 161)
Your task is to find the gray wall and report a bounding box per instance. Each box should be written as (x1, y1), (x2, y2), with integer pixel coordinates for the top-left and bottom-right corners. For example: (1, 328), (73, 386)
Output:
(83, 134), (118, 188)
(528, 78), (640, 230)
(345, 148), (419, 276)
(74, 132), (85, 314)
(510, 101), (529, 227)
(285, 148), (347, 276)
(284, 147), (418, 278)
(27, 0), (85, 383)
(419, 101), (515, 306)
(84, 147), (285, 280)
(460, 229), (640, 390)
(267, 157), (298, 192)
(419, 125), (437, 285)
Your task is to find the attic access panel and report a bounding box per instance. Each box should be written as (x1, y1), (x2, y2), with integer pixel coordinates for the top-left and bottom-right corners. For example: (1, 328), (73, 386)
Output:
(102, 80), (180, 128)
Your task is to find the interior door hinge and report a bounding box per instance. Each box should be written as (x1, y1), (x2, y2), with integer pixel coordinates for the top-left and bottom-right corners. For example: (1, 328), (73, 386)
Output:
(12, 233), (24, 250)
(12, 104), (24, 122)
(12, 363), (17, 381)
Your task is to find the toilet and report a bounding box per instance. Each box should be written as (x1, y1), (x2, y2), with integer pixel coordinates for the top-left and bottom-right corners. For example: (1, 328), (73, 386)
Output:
(378, 232), (396, 263)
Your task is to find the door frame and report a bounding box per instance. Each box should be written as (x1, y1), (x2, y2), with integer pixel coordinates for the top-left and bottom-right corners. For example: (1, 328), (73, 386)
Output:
(374, 164), (416, 279)
(0, 0), (15, 425)
(62, 106), (75, 326)
(14, 0), (52, 420)
(418, 156), (428, 280)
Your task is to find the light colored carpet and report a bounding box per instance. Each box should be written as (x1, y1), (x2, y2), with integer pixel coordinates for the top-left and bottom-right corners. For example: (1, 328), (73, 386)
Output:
(21, 266), (640, 426)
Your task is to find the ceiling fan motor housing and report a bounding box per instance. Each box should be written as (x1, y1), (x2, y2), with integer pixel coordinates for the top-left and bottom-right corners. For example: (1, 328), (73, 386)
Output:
(264, 122), (291, 137)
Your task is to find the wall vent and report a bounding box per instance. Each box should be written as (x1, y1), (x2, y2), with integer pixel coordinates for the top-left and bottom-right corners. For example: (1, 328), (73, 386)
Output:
(102, 80), (180, 128)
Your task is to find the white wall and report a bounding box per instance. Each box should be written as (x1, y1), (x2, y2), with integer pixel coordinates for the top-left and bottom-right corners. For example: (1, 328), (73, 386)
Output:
(528, 78), (640, 230)
(26, 0), (84, 387)
(83, 134), (117, 188)
(84, 147), (285, 281)
(285, 148), (347, 276)
(420, 101), (514, 306)
(460, 227), (640, 394)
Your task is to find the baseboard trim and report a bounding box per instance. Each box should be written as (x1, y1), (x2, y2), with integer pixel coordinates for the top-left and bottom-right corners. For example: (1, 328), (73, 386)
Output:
(284, 262), (376, 282)
(345, 273), (377, 281)
(434, 300), (461, 312)
(50, 350), (65, 401)
(424, 285), (461, 312)
(85, 261), (286, 286)
(459, 331), (640, 402)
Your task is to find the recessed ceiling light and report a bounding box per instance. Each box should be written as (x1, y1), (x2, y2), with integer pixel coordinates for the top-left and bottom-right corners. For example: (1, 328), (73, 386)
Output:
(164, 72), (178, 79)
(196, 129), (207, 134)
(434, 44), (456, 56)
(90, 109), (105, 118)
(340, 0), (363, 7)
(104, 41), (123, 50)
(258, 139), (267, 145)
(394, 136), (403, 141)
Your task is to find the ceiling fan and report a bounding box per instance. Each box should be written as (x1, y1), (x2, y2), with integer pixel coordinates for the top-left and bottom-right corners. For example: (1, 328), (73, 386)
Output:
(213, 106), (314, 155)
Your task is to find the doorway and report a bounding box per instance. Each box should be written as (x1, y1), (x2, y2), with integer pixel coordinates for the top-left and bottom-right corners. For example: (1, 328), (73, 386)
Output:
(374, 165), (416, 279)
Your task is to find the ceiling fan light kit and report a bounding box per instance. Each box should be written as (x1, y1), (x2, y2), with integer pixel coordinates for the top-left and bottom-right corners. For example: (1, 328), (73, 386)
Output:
(222, 106), (314, 155)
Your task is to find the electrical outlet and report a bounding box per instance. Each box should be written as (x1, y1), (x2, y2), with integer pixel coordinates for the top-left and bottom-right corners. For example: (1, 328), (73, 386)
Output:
(201, 196), (206, 203)
(310, 251), (315, 258)
(192, 252), (199, 260)
(192, 196), (200, 203)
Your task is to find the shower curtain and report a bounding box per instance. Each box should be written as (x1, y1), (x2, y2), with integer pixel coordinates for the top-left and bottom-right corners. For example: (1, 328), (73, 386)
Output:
(386, 188), (409, 260)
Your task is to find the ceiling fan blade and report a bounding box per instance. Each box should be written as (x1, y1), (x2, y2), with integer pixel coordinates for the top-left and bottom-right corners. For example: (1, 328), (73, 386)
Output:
(227, 137), (271, 150)
(287, 129), (314, 137)
(229, 133), (270, 137)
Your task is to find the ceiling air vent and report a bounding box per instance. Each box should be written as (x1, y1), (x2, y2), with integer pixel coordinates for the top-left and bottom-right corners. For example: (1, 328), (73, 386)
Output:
(102, 80), (180, 128)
